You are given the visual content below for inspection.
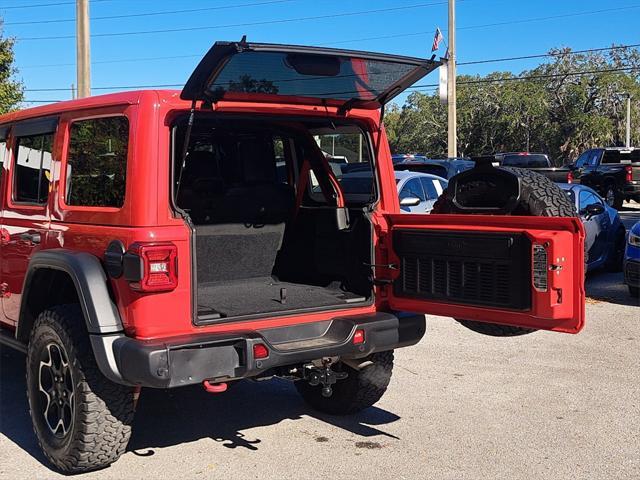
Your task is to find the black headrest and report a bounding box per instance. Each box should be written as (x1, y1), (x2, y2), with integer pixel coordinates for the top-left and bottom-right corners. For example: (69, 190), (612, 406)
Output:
(238, 139), (276, 183)
(214, 183), (294, 225)
(185, 150), (219, 178)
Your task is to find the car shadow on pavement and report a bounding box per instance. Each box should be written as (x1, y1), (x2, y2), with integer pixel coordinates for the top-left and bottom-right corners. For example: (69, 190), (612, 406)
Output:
(0, 346), (51, 469)
(1, 344), (401, 467)
(127, 378), (400, 455)
(585, 271), (640, 307)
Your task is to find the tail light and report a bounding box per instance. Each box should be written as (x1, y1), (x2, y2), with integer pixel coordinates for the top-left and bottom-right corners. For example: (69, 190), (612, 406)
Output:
(567, 171), (573, 184)
(123, 243), (178, 292)
(625, 165), (633, 183)
(253, 343), (269, 359)
(352, 329), (365, 345)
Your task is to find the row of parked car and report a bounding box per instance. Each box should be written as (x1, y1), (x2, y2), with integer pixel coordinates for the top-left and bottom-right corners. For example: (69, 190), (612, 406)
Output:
(393, 148), (640, 210)
(391, 151), (640, 298)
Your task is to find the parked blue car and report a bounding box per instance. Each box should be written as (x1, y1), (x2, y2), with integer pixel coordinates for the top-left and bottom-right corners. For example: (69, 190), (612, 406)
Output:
(624, 221), (640, 297)
(396, 170), (448, 213)
(339, 170), (448, 213)
(559, 184), (626, 272)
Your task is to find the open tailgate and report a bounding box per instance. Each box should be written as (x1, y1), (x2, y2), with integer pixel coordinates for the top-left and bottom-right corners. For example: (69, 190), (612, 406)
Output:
(382, 214), (585, 333)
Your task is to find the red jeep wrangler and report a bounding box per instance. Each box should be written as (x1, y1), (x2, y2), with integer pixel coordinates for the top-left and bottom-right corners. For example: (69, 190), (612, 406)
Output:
(0, 41), (585, 473)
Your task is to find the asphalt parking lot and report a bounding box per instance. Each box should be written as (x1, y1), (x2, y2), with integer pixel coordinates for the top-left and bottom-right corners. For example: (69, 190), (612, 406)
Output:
(1, 204), (638, 480)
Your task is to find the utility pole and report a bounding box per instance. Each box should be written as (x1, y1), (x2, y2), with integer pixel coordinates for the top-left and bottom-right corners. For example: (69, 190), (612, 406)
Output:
(625, 95), (631, 148)
(76, 0), (91, 98)
(447, 0), (457, 158)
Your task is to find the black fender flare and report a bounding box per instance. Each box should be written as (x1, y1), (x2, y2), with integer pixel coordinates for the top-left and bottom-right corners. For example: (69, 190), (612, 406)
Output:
(18, 249), (124, 336)
(17, 249), (132, 385)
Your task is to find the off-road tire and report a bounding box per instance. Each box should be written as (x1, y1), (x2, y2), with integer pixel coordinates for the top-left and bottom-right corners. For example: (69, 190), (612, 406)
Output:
(26, 305), (135, 473)
(604, 228), (626, 272)
(294, 351), (394, 415)
(432, 167), (578, 337)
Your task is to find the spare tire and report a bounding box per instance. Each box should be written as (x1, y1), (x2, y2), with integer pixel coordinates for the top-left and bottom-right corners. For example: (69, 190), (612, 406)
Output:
(432, 167), (577, 337)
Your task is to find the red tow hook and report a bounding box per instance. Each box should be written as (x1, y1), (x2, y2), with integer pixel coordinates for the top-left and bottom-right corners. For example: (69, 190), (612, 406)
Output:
(202, 380), (228, 393)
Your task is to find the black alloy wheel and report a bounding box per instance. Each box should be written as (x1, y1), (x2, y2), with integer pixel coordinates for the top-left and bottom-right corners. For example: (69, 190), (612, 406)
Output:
(36, 342), (75, 441)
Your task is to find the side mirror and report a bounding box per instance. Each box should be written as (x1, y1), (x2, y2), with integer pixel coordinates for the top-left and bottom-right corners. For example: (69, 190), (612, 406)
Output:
(581, 203), (605, 219)
(400, 196), (421, 207)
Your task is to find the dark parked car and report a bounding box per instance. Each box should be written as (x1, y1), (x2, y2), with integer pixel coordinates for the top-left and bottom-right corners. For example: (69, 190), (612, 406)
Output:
(495, 152), (572, 183)
(624, 221), (640, 297)
(394, 157), (474, 179)
(559, 184), (626, 272)
(569, 147), (640, 210)
(391, 153), (428, 164)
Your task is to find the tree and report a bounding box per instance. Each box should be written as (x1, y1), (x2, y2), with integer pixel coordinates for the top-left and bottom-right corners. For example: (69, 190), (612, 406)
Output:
(0, 20), (23, 114)
(384, 45), (640, 164)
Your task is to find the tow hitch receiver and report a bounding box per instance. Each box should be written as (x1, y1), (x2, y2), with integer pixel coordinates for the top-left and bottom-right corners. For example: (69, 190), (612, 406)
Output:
(302, 360), (348, 398)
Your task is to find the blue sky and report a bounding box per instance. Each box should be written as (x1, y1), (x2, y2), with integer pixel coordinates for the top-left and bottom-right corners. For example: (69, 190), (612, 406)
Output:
(2, 0), (639, 106)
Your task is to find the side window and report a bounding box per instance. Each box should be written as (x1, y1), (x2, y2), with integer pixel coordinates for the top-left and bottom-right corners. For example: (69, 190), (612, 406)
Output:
(575, 151), (589, 168)
(274, 137), (288, 184)
(308, 128), (375, 203)
(14, 133), (54, 204)
(420, 177), (441, 200)
(0, 132), (6, 183)
(587, 151), (600, 167)
(579, 191), (600, 210)
(66, 117), (128, 208)
(400, 178), (425, 201)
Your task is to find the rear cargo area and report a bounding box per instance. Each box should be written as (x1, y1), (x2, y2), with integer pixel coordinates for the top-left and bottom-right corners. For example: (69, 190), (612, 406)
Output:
(173, 116), (375, 321)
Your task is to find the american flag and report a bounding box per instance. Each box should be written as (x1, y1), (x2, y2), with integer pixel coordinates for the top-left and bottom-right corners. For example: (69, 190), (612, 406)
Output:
(431, 27), (444, 52)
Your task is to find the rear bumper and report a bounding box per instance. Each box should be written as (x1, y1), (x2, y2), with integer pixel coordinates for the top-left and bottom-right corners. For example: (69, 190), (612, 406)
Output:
(90, 312), (425, 388)
(624, 259), (640, 287)
(623, 182), (640, 196)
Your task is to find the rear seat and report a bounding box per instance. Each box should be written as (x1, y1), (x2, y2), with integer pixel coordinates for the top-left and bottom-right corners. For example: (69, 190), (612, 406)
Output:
(194, 139), (295, 284)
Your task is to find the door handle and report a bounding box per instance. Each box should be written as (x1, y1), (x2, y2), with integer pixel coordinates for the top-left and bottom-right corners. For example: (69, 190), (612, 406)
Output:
(19, 232), (41, 244)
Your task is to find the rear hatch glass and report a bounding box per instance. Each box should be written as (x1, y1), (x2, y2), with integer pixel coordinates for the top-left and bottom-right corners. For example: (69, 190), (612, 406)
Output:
(602, 149), (640, 164)
(501, 154), (549, 168)
(182, 41), (439, 110)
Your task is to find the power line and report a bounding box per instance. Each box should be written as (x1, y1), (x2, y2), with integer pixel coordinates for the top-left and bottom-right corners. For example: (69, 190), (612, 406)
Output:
(22, 65), (640, 93)
(13, 3), (640, 44)
(459, 43), (640, 67)
(322, 5), (640, 46)
(408, 66), (640, 91)
(25, 83), (183, 92)
(18, 42), (640, 72)
(12, 1), (454, 40)
(0, 0), (111, 9)
(21, 54), (201, 69)
(3, 0), (299, 25)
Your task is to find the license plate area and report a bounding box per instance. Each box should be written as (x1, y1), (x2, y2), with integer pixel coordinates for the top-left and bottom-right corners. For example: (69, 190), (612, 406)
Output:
(392, 229), (532, 310)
